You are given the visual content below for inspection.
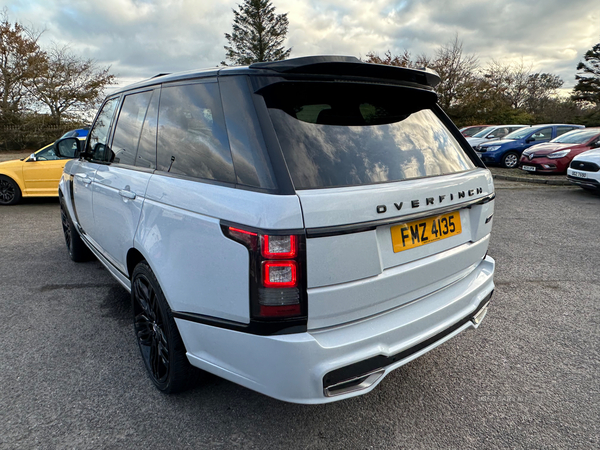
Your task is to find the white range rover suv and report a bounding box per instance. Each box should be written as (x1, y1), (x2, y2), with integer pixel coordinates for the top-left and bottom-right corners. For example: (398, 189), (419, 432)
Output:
(57, 56), (495, 404)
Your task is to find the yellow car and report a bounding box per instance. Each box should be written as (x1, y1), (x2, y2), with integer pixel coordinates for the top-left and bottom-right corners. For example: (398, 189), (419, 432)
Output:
(0, 138), (84, 205)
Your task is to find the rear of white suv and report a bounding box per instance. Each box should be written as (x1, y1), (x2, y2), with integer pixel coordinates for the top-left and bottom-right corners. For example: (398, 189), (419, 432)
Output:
(58, 56), (495, 403)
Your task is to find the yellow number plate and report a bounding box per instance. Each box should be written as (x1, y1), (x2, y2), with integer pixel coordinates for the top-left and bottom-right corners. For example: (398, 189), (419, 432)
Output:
(390, 211), (462, 253)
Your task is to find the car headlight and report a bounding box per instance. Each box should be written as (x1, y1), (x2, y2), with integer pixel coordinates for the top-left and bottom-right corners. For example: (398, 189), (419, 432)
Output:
(485, 146), (501, 152)
(547, 149), (571, 159)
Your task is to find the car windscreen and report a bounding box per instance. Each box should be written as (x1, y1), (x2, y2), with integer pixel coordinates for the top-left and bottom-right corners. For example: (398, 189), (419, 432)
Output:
(472, 127), (495, 138)
(261, 82), (476, 190)
(504, 127), (534, 140)
(551, 129), (599, 144)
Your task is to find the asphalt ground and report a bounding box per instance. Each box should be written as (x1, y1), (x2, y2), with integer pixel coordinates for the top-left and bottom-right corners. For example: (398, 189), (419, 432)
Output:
(0, 182), (598, 449)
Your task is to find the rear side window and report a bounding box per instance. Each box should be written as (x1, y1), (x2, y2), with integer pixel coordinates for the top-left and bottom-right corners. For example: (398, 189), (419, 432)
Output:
(262, 82), (475, 189)
(157, 82), (235, 184)
(557, 126), (577, 137)
(111, 90), (153, 166)
(531, 127), (552, 141)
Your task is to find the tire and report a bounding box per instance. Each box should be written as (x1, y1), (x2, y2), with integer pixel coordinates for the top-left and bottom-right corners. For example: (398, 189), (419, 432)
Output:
(0, 175), (22, 205)
(132, 261), (193, 393)
(502, 152), (519, 169)
(60, 199), (93, 262)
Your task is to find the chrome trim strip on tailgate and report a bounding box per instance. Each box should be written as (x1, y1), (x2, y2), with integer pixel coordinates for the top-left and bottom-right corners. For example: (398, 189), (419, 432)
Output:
(306, 193), (495, 238)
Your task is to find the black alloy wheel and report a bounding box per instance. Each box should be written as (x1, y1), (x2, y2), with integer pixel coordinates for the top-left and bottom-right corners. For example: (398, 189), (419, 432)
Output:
(61, 204), (73, 251)
(132, 262), (192, 393)
(0, 176), (21, 205)
(60, 200), (92, 262)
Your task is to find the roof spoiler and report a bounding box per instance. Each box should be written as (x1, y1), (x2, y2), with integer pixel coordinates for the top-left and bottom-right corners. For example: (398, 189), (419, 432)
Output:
(250, 56), (440, 88)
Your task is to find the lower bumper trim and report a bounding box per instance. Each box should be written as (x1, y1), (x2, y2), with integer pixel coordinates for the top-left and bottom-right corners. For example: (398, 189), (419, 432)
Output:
(322, 291), (493, 391)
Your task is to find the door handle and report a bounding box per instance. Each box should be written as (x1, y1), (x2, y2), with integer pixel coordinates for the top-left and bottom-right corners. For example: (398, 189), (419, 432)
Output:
(75, 173), (92, 185)
(119, 189), (136, 200)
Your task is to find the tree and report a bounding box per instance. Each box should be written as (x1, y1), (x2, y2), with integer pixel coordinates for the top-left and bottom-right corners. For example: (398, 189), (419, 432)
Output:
(572, 42), (600, 105)
(223, 0), (291, 65)
(27, 46), (116, 125)
(0, 11), (45, 120)
(428, 36), (479, 111)
(524, 72), (563, 116)
(365, 49), (429, 68)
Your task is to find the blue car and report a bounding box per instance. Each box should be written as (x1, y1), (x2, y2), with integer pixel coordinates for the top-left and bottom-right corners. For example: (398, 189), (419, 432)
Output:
(475, 124), (584, 168)
(60, 127), (89, 139)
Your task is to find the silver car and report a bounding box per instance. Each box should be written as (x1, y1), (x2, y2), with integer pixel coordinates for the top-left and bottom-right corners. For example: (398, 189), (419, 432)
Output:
(57, 56), (495, 403)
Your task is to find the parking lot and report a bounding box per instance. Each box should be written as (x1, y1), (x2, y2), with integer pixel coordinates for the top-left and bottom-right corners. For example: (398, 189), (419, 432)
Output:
(0, 181), (598, 449)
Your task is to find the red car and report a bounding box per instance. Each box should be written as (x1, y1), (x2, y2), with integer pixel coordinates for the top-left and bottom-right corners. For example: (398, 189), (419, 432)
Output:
(519, 128), (600, 174)
(459, 125), (492, 137)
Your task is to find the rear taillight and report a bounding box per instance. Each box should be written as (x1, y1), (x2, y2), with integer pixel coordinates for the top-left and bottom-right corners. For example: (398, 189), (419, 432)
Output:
(262, 261), (297, 288)
(223, 225), (306, 323)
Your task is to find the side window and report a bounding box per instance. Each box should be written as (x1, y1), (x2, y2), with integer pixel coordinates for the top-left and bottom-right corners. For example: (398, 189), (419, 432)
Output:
(135, 90), (159, 169)
(111, 91), (153, 166)
(494, 128), (508, 138)
(219, 76), (277, 190)
(35, 145), (60, 161)
(557, 126), (575, 137)
(157, 82), (235, 183)
(86, 97), (119, 162)
(530, 127), (552, 141)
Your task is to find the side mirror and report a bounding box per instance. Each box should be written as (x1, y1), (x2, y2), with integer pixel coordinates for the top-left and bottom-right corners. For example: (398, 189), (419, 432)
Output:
(486, 135), (495, 139)
(26, 153), (37, 162)
(525, 138), (534, 143)
(53, 137), (81, 158)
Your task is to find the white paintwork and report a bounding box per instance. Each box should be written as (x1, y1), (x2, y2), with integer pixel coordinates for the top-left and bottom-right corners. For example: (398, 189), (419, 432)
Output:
(296, 169), (493, 229)
(307, 235), (490, 329)
(176, 256), (494, 404)
(70, 160), (97, 236)
(135, 196), (252, 324)
(91, 164), (153, 274)
(306, 230), (383, 287)
(299, 169), (494, 328)
(144, 174), (304, 230)
(567, 149), (600, 188)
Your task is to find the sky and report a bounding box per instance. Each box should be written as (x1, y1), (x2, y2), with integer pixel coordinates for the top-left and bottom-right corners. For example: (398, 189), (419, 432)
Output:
(4, 0), (600, 94)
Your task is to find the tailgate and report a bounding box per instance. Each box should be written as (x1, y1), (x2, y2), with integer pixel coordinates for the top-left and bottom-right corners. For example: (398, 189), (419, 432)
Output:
(298, 168), (495, 329)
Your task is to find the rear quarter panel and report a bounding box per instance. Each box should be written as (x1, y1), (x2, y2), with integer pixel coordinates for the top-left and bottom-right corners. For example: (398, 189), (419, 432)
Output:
(135, 174), (304, 323)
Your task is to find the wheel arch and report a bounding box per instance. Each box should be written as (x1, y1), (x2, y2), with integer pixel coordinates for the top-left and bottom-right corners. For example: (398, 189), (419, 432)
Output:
(0, 170), (25, 195)
(127, 248), (147, 279)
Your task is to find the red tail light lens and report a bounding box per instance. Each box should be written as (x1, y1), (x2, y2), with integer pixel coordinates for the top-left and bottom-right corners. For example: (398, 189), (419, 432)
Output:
(261, 235), (297, 259)
(262, 261), (297, 287)
(225, 226), (306, 324)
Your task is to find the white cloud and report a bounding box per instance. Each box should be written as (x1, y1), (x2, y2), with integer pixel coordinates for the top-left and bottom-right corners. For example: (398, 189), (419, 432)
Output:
(4, 0), (599, 90)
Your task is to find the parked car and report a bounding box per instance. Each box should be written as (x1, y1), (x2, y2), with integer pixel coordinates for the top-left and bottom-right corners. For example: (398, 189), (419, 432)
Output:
(466, 125), (529, 148)
(567, 148), (600, 193)
(60, 127), (89, 139)
(475, 124), (584, 168)
(520, 128), (600, 174)
(0, 135), (84, 205)
(57, 56), (495, 403)
(460, 125), (491, 137)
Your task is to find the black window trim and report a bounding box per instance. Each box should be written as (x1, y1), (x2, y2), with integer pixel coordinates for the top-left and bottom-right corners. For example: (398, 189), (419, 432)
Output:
(83, 94), (122, 163)
(109, 88), (157, 168)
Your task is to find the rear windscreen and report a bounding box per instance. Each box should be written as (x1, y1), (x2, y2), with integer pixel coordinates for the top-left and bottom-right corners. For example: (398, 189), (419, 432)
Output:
(262, 82), (476, 189)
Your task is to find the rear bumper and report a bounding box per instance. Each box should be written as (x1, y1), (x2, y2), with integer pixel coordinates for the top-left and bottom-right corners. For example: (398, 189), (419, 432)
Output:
(175, 255), (495, 404)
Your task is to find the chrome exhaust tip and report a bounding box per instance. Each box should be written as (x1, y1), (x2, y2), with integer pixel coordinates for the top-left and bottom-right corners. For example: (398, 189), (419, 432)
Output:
(324, 369), (385, 397)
